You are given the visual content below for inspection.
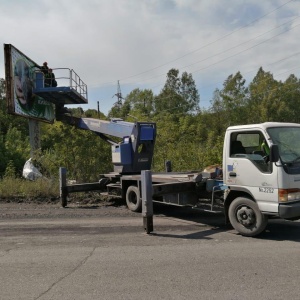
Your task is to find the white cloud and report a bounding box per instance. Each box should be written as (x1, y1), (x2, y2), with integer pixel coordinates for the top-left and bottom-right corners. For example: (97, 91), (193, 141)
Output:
(0, 0), (299, 113)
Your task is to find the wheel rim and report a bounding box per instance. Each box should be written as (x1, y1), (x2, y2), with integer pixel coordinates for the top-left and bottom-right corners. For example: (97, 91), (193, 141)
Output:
(128, 191), (137, 205)
(236, 205), (256, 227)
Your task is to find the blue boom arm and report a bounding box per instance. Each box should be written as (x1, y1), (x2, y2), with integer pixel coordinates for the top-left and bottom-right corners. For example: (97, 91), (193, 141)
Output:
(57, 113), (156, 174)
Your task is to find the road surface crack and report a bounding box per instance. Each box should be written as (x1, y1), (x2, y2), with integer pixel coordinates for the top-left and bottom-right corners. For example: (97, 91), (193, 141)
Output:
(34, 247), (96, 300)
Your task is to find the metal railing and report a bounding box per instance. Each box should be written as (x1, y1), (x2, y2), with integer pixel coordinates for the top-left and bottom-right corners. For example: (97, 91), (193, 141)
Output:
(35, 67), (88, 100)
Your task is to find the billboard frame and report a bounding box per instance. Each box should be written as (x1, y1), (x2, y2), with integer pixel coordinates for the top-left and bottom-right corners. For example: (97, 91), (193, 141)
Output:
(4, 44), (55, 123)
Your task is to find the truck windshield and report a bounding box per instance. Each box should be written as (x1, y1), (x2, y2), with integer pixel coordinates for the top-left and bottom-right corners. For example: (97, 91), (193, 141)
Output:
(268, 127), (300, 171)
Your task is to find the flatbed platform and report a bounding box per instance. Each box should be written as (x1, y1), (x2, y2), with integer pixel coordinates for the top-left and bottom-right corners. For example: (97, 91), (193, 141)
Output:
(120, 172), (202, 183)
(33, 86), (88, 105)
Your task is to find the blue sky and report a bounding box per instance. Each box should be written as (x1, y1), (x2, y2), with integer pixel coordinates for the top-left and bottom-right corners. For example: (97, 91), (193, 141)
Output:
(1, 0), (299, 115)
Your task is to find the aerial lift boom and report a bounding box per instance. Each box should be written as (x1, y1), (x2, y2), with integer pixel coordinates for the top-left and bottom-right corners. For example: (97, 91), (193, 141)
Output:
(56, 112), (156, 175)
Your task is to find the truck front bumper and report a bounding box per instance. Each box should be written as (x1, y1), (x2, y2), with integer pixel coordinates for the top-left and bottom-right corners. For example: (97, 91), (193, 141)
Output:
(279, 201), (300, 219)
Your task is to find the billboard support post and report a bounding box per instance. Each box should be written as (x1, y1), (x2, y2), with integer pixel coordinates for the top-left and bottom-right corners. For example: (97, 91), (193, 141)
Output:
(28, 119), (41, 157)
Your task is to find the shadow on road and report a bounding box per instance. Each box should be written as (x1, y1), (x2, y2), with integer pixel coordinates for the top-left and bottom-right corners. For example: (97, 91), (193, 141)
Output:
(152, 203), (229, 239)
(257, 220), (300, 242)
(152, 203), (300, 242)
(153, 202), (225, 226)
(59, 200), (300, 242)
(150, 227), (226, 240)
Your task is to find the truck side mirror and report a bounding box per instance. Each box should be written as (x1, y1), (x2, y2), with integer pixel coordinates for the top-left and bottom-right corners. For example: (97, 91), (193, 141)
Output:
(269, 144), (279, 162)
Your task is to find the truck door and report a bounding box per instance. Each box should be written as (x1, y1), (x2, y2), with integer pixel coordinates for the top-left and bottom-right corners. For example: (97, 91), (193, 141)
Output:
(225, 130), (278, 213)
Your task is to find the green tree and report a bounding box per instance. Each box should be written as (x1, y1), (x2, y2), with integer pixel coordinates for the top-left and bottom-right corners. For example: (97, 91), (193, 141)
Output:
(0, 81), (28, 137)
(0, 79), (5, 99)
(39, 121), (112, 181)
(69, 107), (84, 117)
(108, 101), (134, 120)
(152, 113), (180, 171)
(155, 69), (200, 116)
(220, 71), (249, 125)
(151, 112), (207, 172)
(280, 74), (300, 123)
(0, 78), (30, 176)
(248, 67), (283, 122)
(5, 125), (30, 176)
(85, 109), (107, 119)
(4, 160), (16, 178)
(124, 88), (155, 116)
(0, 134), (8, 175)
(209, 89), (228, 136)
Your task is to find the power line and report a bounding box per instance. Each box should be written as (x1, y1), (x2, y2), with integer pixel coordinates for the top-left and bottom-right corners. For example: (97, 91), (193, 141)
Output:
(96, 61), (300, 111)
(191, 23), (300, 76)
(95, 0), (294, 87)
(198, 51), (300, 99)
(95, 48), (300, 112)
(140, 19), (300, 91)
(142, 21), (300, 95)
(117, 0), (294, 81)
(91, 2), (299, 111)
(182, 16), (299, 72)
(100, 15), (298, 97)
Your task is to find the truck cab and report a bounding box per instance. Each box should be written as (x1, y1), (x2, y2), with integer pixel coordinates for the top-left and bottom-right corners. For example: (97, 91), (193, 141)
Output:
(223, 122), (300, 236)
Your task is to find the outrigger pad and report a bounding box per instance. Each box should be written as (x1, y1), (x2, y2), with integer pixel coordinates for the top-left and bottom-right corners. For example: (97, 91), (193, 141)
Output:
(33, 86), (88, 105)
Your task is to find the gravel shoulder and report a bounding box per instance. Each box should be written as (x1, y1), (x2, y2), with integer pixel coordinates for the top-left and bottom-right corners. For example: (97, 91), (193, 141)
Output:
(0, 195), (227, 232)
(0, 196), (139, 220)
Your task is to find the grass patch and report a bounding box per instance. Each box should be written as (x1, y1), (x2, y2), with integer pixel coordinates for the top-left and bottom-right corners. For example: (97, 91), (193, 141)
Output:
(0, 177), (59, 200)
(0, 177), (119, 206)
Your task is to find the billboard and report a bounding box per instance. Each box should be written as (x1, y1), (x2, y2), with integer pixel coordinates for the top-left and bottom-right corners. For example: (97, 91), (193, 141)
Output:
(4, 44), (55, 122)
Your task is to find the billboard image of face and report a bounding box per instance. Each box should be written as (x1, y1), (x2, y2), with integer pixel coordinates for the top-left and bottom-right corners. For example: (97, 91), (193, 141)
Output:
(14, 59), (35, 109)
(4, 44), (55, 122)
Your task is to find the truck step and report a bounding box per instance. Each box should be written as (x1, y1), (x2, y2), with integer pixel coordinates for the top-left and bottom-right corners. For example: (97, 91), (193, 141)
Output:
(106, 183), (121, 189)
(100, 192), (122, 198)
(192, 205), (224, 214)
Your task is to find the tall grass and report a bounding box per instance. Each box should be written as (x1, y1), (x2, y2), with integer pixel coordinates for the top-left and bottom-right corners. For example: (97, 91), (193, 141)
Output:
(0, 177), (59, 199)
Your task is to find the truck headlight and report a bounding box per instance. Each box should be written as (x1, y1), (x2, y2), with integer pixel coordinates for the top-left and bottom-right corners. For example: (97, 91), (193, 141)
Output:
(278, 189), (300, 202)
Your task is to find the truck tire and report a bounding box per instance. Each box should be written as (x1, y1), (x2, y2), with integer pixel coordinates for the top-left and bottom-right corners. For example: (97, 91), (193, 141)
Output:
(228, 197), (268, 237)
(126, 186), (142, 212)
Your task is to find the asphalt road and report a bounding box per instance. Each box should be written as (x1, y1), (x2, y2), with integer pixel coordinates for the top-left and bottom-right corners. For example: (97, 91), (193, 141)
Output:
(0, 202), (299, 300)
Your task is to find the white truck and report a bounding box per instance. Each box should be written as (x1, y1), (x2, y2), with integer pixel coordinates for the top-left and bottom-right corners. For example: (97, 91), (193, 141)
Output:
(60, 121), (300, 237)
(219, 122), (300, 236)
(125, 121), (300, 236)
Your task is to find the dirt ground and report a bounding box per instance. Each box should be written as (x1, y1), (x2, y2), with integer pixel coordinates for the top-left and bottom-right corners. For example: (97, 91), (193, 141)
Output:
(0, 193), (227, 230)
(1, 195), (300, 300)
(0, 194), (141, 220)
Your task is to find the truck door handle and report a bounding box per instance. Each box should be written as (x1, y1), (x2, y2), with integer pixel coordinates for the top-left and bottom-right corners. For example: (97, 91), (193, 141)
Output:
(229, 172), (236, 177)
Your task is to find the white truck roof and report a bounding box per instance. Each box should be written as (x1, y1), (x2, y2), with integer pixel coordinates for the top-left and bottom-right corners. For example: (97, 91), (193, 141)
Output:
(227, 122), (300, 131)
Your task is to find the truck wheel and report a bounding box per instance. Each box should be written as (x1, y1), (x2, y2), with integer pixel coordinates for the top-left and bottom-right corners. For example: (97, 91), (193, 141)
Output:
(126, 186), (142, 212)
(228, 197), (268, 237)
